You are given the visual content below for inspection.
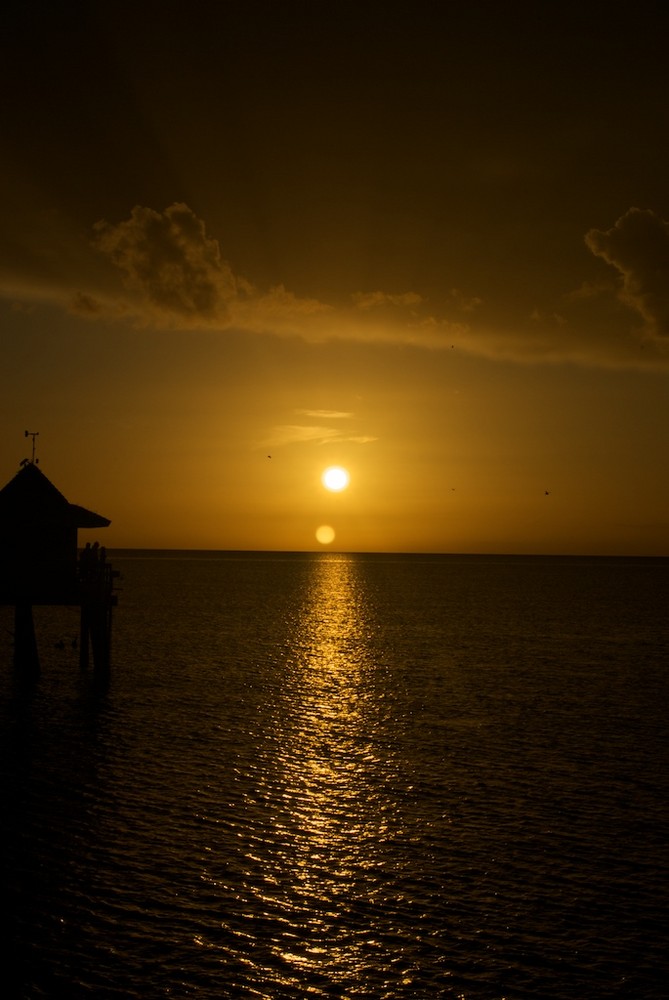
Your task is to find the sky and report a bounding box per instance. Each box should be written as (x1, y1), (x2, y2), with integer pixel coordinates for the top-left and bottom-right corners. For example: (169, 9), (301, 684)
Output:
(1, 0), (668, 555)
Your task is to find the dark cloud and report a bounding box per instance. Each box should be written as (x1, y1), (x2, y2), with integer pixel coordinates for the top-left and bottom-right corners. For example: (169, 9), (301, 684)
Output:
(585, 208), (669, 338)
(4, 197), (667, 368)
(69, 292), (103, 316)
(352, 291), (423, 310)
(93, 203), (240, 323)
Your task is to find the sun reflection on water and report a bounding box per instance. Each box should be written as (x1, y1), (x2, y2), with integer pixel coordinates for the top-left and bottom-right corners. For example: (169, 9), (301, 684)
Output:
(259, 554), (399, 988)
(279, 559), (370, 810)
(196, 555), (422, 995)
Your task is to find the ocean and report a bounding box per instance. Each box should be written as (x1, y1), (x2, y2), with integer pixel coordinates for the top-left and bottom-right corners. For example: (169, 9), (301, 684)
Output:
(1, 552), (667, 998)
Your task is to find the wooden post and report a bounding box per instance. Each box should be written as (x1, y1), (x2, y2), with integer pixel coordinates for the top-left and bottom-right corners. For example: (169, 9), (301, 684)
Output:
(90, 605), (110, 681)
(79, 604), (90, 671)
(78, 561), (116, 685)
(14, 601), (40, 678)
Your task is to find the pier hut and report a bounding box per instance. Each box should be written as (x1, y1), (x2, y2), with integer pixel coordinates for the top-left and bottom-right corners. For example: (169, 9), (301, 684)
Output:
(0, 459), (117, 679)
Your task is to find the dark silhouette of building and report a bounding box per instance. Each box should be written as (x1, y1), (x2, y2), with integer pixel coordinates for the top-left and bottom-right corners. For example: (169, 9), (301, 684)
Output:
(0, 461), (116, 679)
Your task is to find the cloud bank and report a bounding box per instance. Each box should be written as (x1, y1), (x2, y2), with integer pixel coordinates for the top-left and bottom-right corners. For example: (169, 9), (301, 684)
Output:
(586, 208), (669, 340)
(2, 202), (669, 368)
(93, 203), (240, 322)
(88, 203), (468, 349)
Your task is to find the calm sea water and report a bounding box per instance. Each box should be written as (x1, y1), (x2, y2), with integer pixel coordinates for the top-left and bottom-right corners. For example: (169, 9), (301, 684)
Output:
(1, 552), (667, 999)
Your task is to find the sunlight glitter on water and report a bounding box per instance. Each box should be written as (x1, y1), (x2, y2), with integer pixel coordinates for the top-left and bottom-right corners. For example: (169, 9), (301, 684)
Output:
(259, 556), (390, 987)
(4, 552), (668, 998)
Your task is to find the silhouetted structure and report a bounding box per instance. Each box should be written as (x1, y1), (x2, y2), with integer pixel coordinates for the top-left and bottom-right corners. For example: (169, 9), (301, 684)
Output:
(0, 460), (117, 680)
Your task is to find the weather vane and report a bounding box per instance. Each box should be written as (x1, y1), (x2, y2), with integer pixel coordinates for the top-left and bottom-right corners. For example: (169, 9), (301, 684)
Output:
(24, 430), (40, 465)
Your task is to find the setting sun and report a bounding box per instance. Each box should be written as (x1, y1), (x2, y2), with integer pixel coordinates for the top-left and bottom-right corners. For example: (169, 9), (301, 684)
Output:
(321, 466), (350, 492)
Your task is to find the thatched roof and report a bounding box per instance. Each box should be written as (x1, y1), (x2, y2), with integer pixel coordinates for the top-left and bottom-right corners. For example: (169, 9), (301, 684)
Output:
(0, 463), (111, 528)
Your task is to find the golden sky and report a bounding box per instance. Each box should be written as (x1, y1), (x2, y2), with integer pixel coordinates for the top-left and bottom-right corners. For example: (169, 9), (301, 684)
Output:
(1, 1), (668, 554)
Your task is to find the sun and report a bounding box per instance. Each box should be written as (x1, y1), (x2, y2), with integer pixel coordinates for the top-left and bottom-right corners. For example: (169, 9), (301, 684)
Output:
(321, 466), (350, 492)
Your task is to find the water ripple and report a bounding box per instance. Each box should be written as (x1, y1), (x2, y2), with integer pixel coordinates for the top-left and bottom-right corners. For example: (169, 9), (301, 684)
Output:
(1, 553), (667, 997)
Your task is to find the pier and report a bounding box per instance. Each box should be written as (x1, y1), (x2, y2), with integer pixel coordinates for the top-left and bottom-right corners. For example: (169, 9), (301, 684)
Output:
(0, 454), (117, 681)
